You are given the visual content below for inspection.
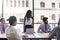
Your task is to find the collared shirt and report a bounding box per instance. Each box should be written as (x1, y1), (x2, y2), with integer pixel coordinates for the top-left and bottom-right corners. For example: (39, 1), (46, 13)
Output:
(38, 23), (51, 33)
(5, 26), (22, 40)
(0, 23), (8, 31)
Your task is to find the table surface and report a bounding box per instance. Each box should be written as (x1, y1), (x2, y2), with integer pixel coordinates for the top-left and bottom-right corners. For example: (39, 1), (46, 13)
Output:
(0, 33), (50, 38)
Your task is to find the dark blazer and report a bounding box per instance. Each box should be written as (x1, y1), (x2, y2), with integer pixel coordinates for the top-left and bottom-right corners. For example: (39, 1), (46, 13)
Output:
(49, 25), (60, 40)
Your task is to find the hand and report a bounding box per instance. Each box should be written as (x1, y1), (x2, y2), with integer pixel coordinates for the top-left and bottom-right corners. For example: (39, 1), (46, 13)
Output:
(42, 30), (48, 33)
(22, 35), (28, 37)
(22, 33), (28, 37)
(44, 30), (48, 33)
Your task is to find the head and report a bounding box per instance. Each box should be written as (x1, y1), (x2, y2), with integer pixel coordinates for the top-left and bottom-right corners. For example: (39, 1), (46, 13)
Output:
(43, 17), (48, 24)
(0, 18), (5, 24)
(58, 19), (60, 25)
(25, 10), (32, 18)
(9, 16), (17, 26)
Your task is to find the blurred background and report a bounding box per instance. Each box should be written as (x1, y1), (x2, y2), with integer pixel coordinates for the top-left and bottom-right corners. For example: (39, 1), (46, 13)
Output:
(0, 0), (60, 32)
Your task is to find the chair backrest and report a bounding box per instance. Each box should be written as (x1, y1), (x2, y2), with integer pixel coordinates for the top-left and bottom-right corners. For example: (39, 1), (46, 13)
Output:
(26, 28), (34, 34)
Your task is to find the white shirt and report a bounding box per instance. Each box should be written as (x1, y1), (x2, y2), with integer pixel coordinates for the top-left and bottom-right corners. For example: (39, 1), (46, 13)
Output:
(25, 18), (32, 25)
(5, 26), (22, 40)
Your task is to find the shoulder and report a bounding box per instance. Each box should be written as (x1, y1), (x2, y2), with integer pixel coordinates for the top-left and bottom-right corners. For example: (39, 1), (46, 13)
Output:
(40, 24), (44, 26)
(53, 27), (59, 31)
(39, 24), (44, 27)
(4, 23), (8, 26)
(47, 24), (51, 26)
(47, 24), (50, 25)
(6, 27), (16, 34)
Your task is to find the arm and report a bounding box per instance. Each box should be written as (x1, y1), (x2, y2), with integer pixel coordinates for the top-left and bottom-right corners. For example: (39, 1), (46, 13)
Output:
(48, 24), (51, 32)
(49, 28), (56, 38)
(24, 17), (26, 32)
(0, 23), (2, 31)
(15, 29), (22, 40)
(37, 25), (41, 33)
(32, 17), (34, 28)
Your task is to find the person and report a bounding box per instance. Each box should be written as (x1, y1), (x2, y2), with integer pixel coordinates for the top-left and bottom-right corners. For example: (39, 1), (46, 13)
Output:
(24, 10), (34, 32)
(49, 19), (60, 40)
(5, 16), (26, 40)
(0, 18), (8, 33)
(37, 17), (51, 33)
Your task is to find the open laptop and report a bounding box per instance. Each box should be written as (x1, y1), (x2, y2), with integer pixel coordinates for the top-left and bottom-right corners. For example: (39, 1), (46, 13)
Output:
(26, 28), (34, 34)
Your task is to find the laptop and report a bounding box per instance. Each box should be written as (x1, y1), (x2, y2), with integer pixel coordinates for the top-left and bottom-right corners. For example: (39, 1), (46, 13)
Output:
(26, 28), (34, 34)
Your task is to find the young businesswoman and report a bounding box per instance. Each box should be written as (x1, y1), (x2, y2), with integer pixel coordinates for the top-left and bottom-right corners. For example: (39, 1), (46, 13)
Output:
(24, 10), (34, 32)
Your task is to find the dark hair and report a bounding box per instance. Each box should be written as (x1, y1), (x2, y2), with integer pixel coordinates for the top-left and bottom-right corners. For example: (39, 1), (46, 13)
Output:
(58, 19), (60, 25)
(43, 17), (48, 22)
(25, 10), (32, 22)
(8, 16), (17, 25)
(0, 18), (4, 22)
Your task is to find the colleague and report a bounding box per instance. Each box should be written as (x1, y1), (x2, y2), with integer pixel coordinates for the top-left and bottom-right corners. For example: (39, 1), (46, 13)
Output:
(24, 10), (34, 32)
(0, 18), (8, 33)
(38, 17), (51, 33)
(5, 16), (23, 40)
(49, 19), (60, 40)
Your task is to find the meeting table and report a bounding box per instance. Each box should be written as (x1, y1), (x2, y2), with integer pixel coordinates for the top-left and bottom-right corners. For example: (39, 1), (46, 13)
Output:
(0, 33), (54, 40)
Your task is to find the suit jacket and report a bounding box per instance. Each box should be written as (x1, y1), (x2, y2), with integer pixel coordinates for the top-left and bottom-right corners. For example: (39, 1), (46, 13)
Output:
(49, 25), (60, 40)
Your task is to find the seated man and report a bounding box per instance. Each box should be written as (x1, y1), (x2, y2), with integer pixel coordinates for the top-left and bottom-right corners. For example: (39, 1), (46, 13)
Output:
(0, 18), (8, 33)
(5, 16), (27, 40)
(37, 17), (51, 33)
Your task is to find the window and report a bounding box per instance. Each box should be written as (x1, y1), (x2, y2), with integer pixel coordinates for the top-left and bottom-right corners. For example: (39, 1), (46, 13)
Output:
(59, 3), (60, 8)
(52, 14), (55, 20)
(52, 2), (55, 8)
(26, 0), (29, 7)
(22, 0), (24, 7)
(59, 14), (60, 18)
(18, 0), (20, 7)
(40, 2), (45, 7)
(41, 15), (44, 20)
(20, 18), (24, 22)
(14, 0), (16, 7)
(10, 0), (12, 7)
(6, 0), (8, 7)
(4, 0), (33, 32)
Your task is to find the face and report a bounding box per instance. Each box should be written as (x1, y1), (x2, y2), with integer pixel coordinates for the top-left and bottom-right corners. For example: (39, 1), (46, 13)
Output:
(30, 13), (32, 16)
(44, 19), (48, 24)
(2, 19), (5, 24)
(13, 21), (17, 26)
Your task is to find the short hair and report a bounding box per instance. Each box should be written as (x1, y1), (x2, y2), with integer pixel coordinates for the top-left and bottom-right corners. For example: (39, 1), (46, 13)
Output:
(58, 19), (60, 25)
(0, 18), (4, 22)
(43, 17), (48, 22)
(8, 16), (17, 25)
